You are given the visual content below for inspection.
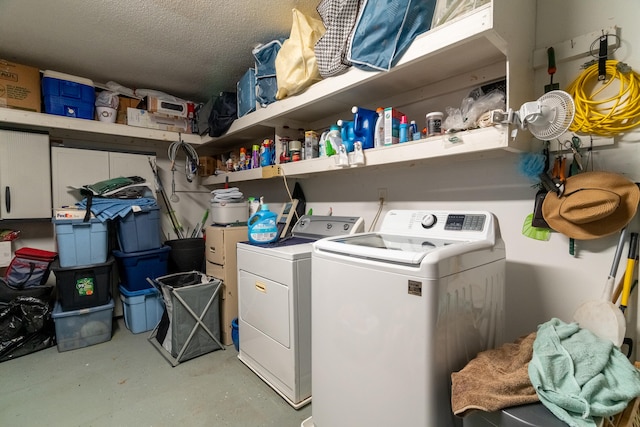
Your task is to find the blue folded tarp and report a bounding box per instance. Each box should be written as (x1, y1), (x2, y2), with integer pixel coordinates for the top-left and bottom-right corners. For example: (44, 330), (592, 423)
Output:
(76, 197), (157, 222)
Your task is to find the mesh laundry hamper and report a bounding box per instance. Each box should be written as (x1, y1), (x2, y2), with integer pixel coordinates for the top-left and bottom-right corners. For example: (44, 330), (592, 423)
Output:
(147, 271), (223, 366)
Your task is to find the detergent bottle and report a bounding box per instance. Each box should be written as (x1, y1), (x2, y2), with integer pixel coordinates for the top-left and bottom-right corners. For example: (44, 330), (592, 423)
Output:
(336, 119), (355, 152)
(352, 106), (377, 149)
(248, 202), (278, 244)
(374, 107), (385, 148)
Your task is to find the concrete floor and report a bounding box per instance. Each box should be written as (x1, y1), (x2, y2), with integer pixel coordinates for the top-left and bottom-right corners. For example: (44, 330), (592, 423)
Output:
(0, 318), (311, 427)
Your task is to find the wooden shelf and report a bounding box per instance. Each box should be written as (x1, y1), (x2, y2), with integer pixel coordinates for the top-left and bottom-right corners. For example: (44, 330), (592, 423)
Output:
(0, 108), (201, 145)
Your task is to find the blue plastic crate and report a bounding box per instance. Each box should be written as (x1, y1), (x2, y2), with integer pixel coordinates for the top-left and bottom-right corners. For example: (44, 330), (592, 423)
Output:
(53, 217), (108, 268)
(113, 245), (171, 291)
(42, 70), (95, 119)
(117, 205), (162, 253)
(119, 285), (164, 334)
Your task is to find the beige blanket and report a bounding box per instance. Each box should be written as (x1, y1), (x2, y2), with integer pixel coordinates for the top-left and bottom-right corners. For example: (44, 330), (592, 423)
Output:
(451, 332), (539, 416)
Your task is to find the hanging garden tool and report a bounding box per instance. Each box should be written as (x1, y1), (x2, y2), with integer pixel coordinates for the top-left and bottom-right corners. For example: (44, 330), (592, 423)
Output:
(544, 47), (560, 93)
(573, 228), (628, 347)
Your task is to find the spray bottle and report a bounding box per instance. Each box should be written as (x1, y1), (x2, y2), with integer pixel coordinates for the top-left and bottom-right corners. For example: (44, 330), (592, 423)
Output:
(399, 115), (409, 143)
(374, 107), (385, 148)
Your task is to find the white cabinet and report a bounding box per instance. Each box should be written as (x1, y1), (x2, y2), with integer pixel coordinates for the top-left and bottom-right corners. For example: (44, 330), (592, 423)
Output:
(51, 146), (156, 208)
(0, 129), (52, 219)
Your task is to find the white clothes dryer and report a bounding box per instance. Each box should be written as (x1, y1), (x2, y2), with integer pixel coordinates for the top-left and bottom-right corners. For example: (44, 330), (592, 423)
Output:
(303, 210), (506, 427)
(237, 215), (364, 408)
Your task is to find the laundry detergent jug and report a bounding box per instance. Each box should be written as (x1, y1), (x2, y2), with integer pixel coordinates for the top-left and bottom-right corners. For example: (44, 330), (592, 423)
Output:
(352, 106), (377, 149)
(337, 119), (356, 152)
(248, 204), (278, 244)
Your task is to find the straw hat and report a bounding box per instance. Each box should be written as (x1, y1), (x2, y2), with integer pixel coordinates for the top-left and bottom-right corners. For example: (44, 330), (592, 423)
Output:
(542, 171), (640, 240)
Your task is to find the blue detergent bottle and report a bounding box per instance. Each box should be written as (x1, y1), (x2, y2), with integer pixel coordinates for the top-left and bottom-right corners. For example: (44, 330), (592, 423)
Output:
(248, 203), (278, 244)
(352, 106), (377, 149)
(336, 119), (356, 152)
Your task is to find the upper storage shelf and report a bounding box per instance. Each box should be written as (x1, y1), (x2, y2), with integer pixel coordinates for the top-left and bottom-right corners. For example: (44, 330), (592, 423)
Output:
(197, 0), (536, 156)
(0, 0), (535, 178)
(0, 108), (201, 145)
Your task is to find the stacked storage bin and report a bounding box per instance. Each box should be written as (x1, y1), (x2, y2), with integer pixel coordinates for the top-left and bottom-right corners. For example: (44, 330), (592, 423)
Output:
(51, 208), (115, 352)
(112, 204), (169, 334)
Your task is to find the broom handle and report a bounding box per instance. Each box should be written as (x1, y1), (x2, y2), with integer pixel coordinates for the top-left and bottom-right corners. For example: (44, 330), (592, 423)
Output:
(602, 227), (628, 300)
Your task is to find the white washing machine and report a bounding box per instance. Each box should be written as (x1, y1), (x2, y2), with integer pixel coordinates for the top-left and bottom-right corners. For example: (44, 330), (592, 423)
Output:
(237, 215), (364, 409)
(303, 210), (506, 427)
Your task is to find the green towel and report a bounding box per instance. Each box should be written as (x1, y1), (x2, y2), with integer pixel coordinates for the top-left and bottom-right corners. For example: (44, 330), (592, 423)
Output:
(528, 318), (640, 427)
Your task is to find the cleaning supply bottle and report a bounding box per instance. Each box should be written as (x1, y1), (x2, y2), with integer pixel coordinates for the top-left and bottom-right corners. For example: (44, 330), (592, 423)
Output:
(260, 139), (273, 167)
(250, 144), (260, 168)
(399, 115), (409, 143)
(319, 130), (329, 157)
(326, 125), (343, 156)
(374, 107), (384, 148)
(248, 202), (278, 244)
(336, 119), (355, 152)
(409, 120), (418, 141)
(352, 106), (377, 149)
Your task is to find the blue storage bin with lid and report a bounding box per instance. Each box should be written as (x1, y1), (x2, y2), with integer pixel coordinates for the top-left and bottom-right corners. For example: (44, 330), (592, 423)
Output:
(119, 285), (164, 334)
(116, 205), (163, 253)
(113, 245), (171, 291)
(52, 298), (114, 352)
(53, 215), (108, 268)
(42, 70), (95, 119)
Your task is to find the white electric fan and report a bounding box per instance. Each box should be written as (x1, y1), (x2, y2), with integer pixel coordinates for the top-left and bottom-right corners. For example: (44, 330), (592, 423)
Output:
(494, 90), (576, 139)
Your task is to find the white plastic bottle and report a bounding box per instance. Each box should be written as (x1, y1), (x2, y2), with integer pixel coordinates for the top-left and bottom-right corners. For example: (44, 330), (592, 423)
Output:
(374, 107), (384, 148)
(327, 125), (348, 167)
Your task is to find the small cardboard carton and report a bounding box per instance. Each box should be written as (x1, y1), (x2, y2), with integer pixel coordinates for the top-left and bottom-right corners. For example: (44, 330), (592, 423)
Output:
(0, 59), (41, 112)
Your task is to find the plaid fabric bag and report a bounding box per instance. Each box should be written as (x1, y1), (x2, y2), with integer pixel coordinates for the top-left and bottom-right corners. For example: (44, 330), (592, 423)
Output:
(314, 0), (362, 78)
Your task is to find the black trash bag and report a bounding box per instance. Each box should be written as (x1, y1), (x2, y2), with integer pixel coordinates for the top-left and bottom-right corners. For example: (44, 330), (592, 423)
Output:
(0, 296), (55, 362)
(208, 92), (237, 137)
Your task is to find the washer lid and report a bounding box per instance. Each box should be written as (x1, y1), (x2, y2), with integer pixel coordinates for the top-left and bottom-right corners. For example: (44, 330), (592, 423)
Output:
(314, 233), (463, 265)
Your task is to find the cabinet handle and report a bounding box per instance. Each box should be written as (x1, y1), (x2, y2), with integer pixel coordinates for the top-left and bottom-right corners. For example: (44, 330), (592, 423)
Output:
(4, 186), (9, 213)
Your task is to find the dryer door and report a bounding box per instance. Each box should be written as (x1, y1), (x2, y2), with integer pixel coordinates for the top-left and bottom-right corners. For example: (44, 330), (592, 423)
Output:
(238, 270), (290, 347)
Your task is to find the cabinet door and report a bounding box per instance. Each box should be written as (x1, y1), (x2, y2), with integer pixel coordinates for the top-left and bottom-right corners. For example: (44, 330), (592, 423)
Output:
(0, 130), (52, 219)
(108, 151), (156, 198)
(51, 147), (109, 208)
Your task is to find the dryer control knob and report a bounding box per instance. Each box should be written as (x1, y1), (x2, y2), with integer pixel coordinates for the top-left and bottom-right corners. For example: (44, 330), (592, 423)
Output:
(421, 214), (437, 228)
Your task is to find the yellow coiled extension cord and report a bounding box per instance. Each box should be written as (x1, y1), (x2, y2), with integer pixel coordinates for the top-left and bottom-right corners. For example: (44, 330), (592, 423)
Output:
(566, 59), (640, 136)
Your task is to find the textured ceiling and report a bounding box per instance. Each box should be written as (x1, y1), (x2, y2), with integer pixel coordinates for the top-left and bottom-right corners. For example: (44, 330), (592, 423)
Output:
(0, 0), (319, 103)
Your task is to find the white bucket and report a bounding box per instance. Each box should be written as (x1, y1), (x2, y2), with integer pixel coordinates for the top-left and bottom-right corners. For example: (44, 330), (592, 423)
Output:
(96, 106), (117, 123)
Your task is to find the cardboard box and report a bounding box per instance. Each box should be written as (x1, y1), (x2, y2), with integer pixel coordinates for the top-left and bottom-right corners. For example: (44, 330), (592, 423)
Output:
(147, 96), (188, 118)
(198, 156), (216, 177)
(127, 108), (188, 133)
(116, 96), (143, 124)
(0, 59), (41, 112)
(384, 107), (405, 145)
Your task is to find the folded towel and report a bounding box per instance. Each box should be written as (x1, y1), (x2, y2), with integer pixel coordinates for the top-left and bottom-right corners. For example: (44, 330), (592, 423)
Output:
(451, 332), (539, 416)
(211, 187), (243, 202)
(528, 318), (640, 427)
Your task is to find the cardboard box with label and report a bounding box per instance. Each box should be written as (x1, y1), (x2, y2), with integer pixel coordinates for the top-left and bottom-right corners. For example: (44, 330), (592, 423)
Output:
(0, 59), (41, 112)
(127, 108), (188, 133)
(116, 96), (143, 124)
